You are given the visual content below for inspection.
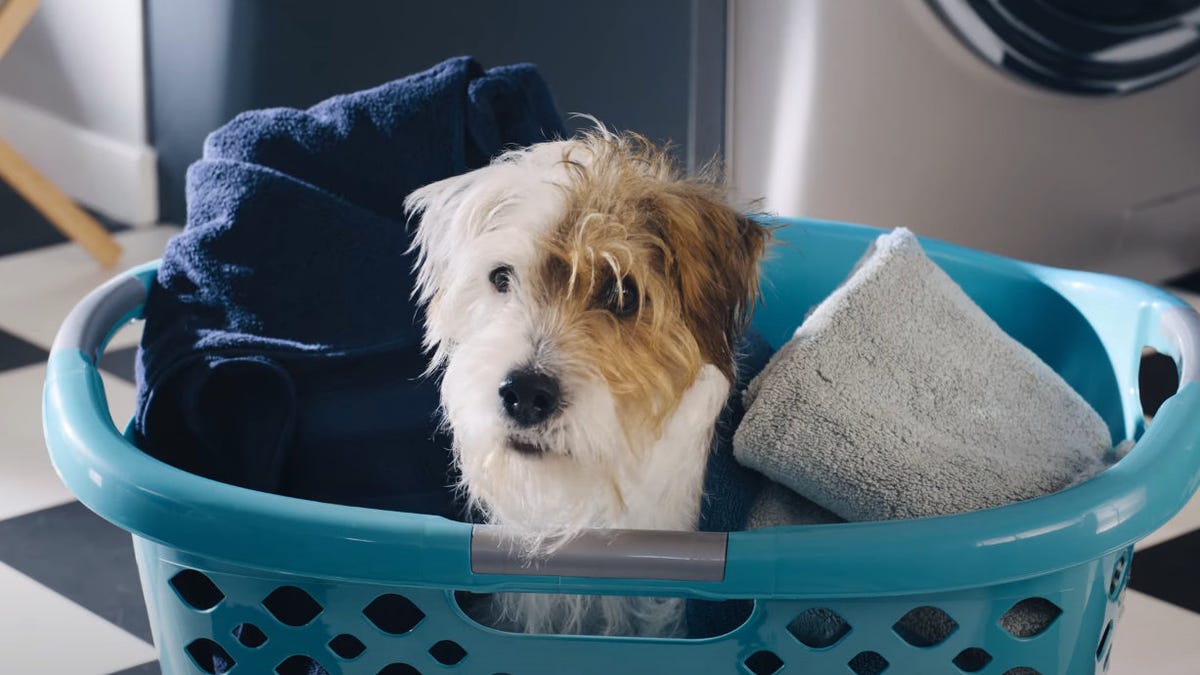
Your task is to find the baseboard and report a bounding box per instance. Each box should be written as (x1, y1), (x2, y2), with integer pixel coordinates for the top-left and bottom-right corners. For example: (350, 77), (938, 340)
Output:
(0, 95), (157, 226)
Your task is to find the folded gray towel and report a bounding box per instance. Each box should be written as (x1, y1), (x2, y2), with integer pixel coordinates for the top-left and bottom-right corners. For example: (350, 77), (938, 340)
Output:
(734, 228), (1112, 522)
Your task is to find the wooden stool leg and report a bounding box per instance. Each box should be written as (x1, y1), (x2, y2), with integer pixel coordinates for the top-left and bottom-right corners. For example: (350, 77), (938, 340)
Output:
(0, 0), (124, 267)
(0, 136), (122, 267)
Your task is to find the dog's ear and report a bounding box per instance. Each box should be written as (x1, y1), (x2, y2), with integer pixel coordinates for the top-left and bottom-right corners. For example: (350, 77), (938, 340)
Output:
(404, 168), (492, 307)
(654, 187), (770, 381)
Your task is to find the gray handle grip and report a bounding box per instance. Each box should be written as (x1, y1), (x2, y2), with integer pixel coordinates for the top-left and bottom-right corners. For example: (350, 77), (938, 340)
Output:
(50, 274), (148, 361)
(471, 526), (728, 582)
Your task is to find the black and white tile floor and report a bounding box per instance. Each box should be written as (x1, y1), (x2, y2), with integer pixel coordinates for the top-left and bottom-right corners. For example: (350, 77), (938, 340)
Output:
(1, 214), (1199, 673)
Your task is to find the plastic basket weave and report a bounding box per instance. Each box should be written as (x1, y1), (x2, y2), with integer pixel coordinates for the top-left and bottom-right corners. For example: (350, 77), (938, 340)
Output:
(43, 219), (1200, 675)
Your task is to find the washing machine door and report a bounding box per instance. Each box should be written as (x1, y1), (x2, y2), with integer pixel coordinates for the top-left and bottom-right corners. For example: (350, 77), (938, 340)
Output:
(930, 0), (1200, 94)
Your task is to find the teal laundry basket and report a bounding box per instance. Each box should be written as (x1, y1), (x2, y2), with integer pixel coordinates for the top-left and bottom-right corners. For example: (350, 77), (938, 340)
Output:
(43, 219), (1200, 675)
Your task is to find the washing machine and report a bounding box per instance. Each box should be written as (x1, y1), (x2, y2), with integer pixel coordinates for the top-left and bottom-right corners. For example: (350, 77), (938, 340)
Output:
(728, 0), (1200, 282)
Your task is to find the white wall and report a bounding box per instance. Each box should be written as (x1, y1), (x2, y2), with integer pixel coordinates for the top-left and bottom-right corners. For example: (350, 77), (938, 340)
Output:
(0, 0), (156, 225)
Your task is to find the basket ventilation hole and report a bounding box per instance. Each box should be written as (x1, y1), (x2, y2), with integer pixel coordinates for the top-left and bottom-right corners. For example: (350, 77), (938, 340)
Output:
(848, 650), (889, 675)
(1001, 669), (1042, 675)
(1097, 620), (1114, 661)
(999, 598), (1062, 638)
(364, 594), (426, 634)
(952, 647), (993, 672)
(743, 650), (784, 675)
(233, 622), (268, 649)
(276, 655), (330, 675)
(1110, 554), (1129, 597)
(1104, 649), (1112, 671)
(262, 586), (323, 627)
(169, 569), (225, 611)
(429, 640), (468, 666)
(1139, 348), (1178, 419)
(377, 664), (422, 675)
(184, 638), (235, 674)
(893, 606), (958, 647)
(787, 607), (852, 648)
(329, 633), (366, 660)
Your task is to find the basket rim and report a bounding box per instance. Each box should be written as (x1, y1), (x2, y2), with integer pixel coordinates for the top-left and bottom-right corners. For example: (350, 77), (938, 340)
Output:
(41, 218), (1200, 598)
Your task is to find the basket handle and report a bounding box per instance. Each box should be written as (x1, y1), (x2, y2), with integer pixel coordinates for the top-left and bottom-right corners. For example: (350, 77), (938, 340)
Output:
(50, 264), (152, 363)
(51, 263), (1200, 588)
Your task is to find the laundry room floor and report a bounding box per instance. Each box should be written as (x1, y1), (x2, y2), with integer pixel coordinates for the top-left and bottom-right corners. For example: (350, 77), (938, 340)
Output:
(0, 189), (1198, 673)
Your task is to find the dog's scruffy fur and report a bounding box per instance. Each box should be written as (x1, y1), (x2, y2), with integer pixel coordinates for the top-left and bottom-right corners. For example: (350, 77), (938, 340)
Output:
(406, 125), (768, 637)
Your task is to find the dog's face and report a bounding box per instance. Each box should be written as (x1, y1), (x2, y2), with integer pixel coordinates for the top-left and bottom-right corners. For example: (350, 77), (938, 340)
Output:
(406, 131), (767, 542)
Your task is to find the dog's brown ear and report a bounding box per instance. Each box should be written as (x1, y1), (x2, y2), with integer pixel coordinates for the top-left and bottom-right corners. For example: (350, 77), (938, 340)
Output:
(654, 187), (770, 381)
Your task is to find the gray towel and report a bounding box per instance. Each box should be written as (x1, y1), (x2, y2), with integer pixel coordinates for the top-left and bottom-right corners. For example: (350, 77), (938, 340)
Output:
(734, 228), (1112, 522)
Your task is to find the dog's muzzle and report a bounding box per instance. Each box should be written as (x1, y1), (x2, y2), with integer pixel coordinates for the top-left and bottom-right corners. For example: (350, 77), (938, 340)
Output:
(499, 368), (562, 428)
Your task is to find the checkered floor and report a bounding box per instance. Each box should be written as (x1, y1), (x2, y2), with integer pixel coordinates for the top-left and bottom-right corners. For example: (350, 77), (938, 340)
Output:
(1, 218), (1200, 673)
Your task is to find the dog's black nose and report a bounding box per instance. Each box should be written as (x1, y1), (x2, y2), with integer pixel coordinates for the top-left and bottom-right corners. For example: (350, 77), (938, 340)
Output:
(499, 369), (561, 427)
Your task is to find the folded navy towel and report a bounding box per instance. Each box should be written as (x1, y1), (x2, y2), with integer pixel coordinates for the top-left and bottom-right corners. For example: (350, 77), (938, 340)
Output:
(697, 328), (776, 534)
(133, 57), (566, 520)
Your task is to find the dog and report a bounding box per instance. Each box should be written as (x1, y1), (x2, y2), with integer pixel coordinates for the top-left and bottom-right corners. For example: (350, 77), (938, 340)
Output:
(405, 125), (768, 637)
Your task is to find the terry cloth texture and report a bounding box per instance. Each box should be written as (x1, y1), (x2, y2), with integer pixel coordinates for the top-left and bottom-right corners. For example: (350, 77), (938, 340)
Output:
(734, 227), (1112, 523)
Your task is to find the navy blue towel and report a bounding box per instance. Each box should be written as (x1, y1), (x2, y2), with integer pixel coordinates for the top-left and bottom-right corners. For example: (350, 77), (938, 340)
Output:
(133, 57), (567, 521)
(700, 328), (776, 534)
(687, 329), (775, 638)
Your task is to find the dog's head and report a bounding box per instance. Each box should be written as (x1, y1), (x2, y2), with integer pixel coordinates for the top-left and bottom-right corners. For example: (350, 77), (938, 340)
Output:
(406, 129), (768, 541)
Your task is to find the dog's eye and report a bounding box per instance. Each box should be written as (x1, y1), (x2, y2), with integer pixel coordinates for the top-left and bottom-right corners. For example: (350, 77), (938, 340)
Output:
(602, 278), (639, 317)
(489, 265), (514, 293)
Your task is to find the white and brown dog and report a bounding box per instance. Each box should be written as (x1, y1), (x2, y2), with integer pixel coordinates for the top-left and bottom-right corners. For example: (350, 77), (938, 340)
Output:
(406, 126), (768, 637)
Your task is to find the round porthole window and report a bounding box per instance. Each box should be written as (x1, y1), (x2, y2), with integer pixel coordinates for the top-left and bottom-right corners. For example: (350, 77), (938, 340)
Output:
(929, 0), (1200, 95)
